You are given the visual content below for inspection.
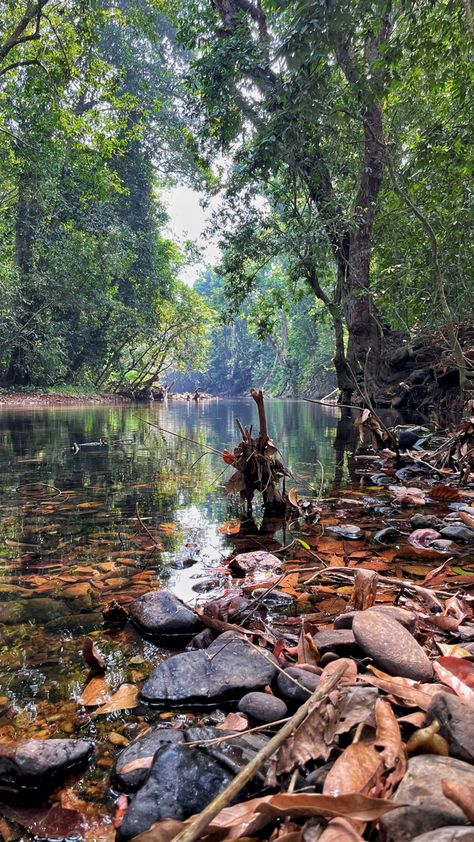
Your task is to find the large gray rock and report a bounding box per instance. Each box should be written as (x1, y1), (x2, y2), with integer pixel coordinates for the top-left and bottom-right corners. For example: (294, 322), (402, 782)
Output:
(440, 525), (474, 543)
(117, 745), (233, 840)
(114, 728), (185, 791)
(381, 755), (474, 842)
(238, 692), (287, 723)
(427, 692), (474, 762)
(0, 739), (93, 794)
(352, 611), (433, 681)
(276, 667), (320, 704)
(140, 632), (278, 706)
(334, 605), (416, 632)
(129, 590), (202, 637)
(411, 831), (474, 842)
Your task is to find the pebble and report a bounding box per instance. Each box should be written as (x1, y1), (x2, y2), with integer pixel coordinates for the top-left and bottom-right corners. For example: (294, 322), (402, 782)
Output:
(276, 667), (320, 704)
(129, 590), (202, 637)
(238, 692), (288, 723)
(440, 525), (474, 543)
(351, 611), (433, 681)
(427, 692), (474, 762)
(229, 550), (282, 575)
(312, 629), (357, 654)
(381, 755), (474, 841)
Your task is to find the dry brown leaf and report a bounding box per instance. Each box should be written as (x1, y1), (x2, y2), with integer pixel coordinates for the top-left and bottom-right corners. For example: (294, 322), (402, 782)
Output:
(317, 818), (366, 842)
(94, 683), (138, 715)
(255, 792), (401, 821)
(82, 637), (105, 672)
(460, 510), (474, 529)
(374, 698), (407, 795)
(323, 743), (382, 797)
(117, 756), (154, 777)
(365, 666), (449, 710)
(433, 657), (474, 701)
(217, 713), (249, 731)
(388, 486), (426, 506)
(79, 676), (112, 707)
(436, 642), (473, 658)
(406, 720), (449, 757)
(429, 485), (461, 502)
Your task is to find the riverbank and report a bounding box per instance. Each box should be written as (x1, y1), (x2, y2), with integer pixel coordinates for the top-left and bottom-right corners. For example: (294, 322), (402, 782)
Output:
(0, 390), (127, 407)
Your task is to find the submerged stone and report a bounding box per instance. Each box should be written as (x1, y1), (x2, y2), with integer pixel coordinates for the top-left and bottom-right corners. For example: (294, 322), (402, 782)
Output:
(129, 590), (202, 637)
(0, 738), (93, 795)
(228, 550), (282, 576)
(114, 728), (185, 791)
(140, 632), (278, 706)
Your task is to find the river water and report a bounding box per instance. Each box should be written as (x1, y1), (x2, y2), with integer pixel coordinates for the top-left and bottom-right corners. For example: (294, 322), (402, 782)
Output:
(0, 398), (385, 809)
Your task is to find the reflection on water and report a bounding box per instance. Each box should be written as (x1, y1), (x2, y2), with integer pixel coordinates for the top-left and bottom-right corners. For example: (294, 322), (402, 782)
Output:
(0, 399), (361, 783)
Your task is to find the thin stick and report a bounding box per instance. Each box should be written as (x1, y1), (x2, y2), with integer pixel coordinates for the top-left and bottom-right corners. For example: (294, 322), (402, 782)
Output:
(135, 504), (161, 548)
(136, 416), (224, 456)
(186, 716), (292, 747)
(171, 663), (347, 842)
(303, 565), (455, 597)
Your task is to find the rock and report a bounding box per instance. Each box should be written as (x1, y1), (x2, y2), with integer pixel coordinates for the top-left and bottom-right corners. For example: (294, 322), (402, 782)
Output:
(440, 525), (474, 543)
(276, 667), (320, 704)
(117, 744), (234, 840)
(334, 606), (416, 633)
(312, 629), (357, 654)
(185, 727), (269, 779)
(411, 830), (474, 841)
(114, 728), (185, 790)
(0, 739), (93, 794)
(326, 525), (363, 540)
(373, 527), (403, 545)
(380, 755), (474, 841)
(238, 692), (287, 723)
(228, 551), (281, 576)
(129, 590), (202, 637)
(411, 514), (444, 530)
(140, 632), (278, 706)
(351, 611), (433, 681)
(427, 692), (474, 762)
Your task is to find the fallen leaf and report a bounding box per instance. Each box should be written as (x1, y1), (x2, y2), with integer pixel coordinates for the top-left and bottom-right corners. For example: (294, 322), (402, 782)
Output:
(94, 683), (138, 715)
(433, 656), (474, 701)
(388, 486), (426, 506)
(217, 713), (249, 731)
(317, 818), (366, 842)
(436, 643), (473, 658)
(365, 667), (450, 709)
(323, 743), (382, 797)
(218, 520), (241, 535)
(82, 637), (105, 672)
(429, 485), (461, 502)
(79, 676), (111, 707)
(406, 720), (449, 757)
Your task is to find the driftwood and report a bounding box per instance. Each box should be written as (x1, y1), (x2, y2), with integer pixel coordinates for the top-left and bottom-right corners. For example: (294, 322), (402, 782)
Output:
(224, 388), (291, 514)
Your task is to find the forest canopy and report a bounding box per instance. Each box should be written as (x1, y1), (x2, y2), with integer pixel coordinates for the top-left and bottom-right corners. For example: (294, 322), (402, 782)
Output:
(0, 0), (472, 404)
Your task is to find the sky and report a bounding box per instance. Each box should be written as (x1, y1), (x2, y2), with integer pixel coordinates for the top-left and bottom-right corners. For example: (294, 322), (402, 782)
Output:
(163, 185), (221, 284)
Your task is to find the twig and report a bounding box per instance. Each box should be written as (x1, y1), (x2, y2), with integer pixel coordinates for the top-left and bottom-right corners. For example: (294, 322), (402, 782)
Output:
(185, 716), (292, 747)
(170, 663), (348, 842)
(135, 504), (162, 548)
(135, 416), (225, 456)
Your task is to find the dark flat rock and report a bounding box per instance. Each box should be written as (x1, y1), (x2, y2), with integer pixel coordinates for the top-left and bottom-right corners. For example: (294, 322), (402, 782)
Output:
(114, 728), (185, 791)
(440, 525), (474, 543)
(276, 667), (320, 704)
(140, 632), (278, 706)
(129, 590), (202, 637)
(380, 755), (474, 842)
(238, 692), (287, 722)
(427, 692), (474, 763)
(185, 727), (269, 779)
(0, 739), (93, 794)
(117, 744), (233, 840)
(411, 830), (474, 842)
(312, 629), (357, 654)
(352, 611), (433, 681)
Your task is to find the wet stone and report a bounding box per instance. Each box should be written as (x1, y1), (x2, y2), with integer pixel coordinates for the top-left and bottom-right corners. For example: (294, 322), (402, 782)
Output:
(373, 526), (403, 545)
(411, 514), (444, 530)
(0, 738), (93, 795)
(140, 632), (278, 706)
(129, 590), (202, 637)
(238, 692), (288, 723)
(114, 727), (185, 791)
(427, 692), (474, 763)
(228, 550), (281, 576)
(351, 611), (433, 681)
(185, 727), (269, 779)
(313, 628), (357, 654)
(117, 744), (234, 840)
(440, 525), (474, 543)
(381, 755), (474, 842)
(276, 667), (320, 704)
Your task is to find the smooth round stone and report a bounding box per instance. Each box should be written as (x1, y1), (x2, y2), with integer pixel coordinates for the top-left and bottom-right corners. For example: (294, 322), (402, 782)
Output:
(352, 611), (433, 682)
(334, 606), (416, 633)
(312, 628), (356, 654)
(129, 590), (202, 636)
(238, 692), (288, 723)
(276, 667), (320, 704)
